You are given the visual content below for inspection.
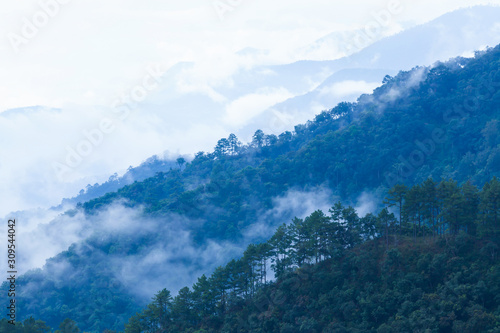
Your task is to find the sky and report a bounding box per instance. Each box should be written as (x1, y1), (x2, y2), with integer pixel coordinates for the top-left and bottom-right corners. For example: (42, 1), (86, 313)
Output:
(0, 0), (498, 216)
(1, 0), (497, 110)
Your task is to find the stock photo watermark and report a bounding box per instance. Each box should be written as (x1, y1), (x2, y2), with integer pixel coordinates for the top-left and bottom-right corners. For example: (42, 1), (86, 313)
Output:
(6, 0), (72, 53)
(212, 0), (245, 21)
(6, 219), (17, 325)
(51, 64), (164, 181)
(339, 0), (403, 57)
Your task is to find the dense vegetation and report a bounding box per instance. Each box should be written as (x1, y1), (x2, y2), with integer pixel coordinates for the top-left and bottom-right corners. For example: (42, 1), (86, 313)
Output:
(80, 45), (500, 243)
(59, 155), (182, 207)
(123, 177), (500, 333)
(2, 45), (500, 332)
(0, 317), (80, 333)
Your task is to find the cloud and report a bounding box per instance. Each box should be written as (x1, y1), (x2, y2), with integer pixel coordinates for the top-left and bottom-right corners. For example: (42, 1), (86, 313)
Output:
(113, 236), (243, 300)
(0, 1), (495, 219)
(3, 187), (342, 301)
(0, 206), (85, 275)
(377, 66), (428, 104)
(0, 203), (161, 276)
(7, 186), (332, 304)
(243, 187), (385, 242)
(319, 80), (381, 98)
(243, 187), (338, 240)
(9, 202), (251, 304)
(223, 88), (294, 127)
(0, 104), (187, 215)
(354, 191), (380, 217)
(2, 187), (337, 283)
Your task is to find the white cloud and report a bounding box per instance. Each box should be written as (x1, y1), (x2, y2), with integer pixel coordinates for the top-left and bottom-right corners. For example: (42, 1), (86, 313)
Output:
(0, 102), (230, 215)
(0, 0), (496, 216)
(319, 80), (381, 98)
(243, 187), (337, 240)
(224, 88), (294, 127)
(6, 203), (246, 300)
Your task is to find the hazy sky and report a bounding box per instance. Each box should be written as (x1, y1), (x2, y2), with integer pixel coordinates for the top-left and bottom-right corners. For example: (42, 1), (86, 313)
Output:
(0, 0), (498, 215)
(0, 0), (495, 110)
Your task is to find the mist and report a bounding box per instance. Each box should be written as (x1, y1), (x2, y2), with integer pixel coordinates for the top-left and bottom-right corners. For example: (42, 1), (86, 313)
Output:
(4, 184), (384, 308)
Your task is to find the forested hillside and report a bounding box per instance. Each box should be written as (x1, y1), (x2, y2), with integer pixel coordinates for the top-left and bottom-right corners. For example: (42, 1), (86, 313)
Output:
(123, 177), (500, 332)
(80, 45), (500, 243)
(59, 155), (182, 207)
(2, 45), (500, 332)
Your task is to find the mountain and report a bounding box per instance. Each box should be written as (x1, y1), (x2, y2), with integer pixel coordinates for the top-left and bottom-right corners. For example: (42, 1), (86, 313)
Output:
(2, 6), (499, 221)
(59, 154), (186, 207)
(124, 177), (500, 332)
(243, 5), (500, 136)
(3, 43), (500, 332)
(145, 6), (500, 142)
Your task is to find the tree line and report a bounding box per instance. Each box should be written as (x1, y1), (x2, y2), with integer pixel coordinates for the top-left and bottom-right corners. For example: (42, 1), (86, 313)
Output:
(123, 177), (500, 332)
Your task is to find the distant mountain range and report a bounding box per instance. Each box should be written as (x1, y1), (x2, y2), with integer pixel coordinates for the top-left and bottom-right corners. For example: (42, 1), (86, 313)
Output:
(147, 6), (500, 138)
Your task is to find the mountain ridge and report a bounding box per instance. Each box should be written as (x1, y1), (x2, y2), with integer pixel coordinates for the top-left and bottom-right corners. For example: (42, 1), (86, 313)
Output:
(3, 43), (500, 331)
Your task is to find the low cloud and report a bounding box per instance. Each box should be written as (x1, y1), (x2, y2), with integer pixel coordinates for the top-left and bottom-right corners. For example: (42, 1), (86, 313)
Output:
(5, 188), (343, 302)
(354, 191), (380, 217)
(243, 187), (338, 241)
(223, 87), (294, 127)
(243, 187), (382, 241)
(319, 80), (381, 98)
(0, 205), (83, 275)
(9, 203), (245, 302)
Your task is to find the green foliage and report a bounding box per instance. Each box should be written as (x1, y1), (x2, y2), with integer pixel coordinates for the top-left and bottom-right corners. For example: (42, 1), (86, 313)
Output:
(79, 44), (500, 247)
(125, 178), (500, 332)
(0, 317), (50, 333)
(5, 44), (500, 332)
(55, 319), (79, 333)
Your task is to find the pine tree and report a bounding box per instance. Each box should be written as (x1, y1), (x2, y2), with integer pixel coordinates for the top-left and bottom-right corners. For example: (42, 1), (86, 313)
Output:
(461, 180), (479, 235)
(341, 205), (362, 248)
(384, 184), (407, 233)
(172, 287), (195, 330)
(252, 130), (265, 148)
(421, 178), (438, 236)
(377, 208), (397, 247)
(290, 217), (312, 266)
(227, 133), (242, 155)
(328, 202), (347, 257)
(270, 224), (292, 278)
(192, 275), (214, 321)
(437, 179), (465, 234)
(124, 314), (142, 333)
(54, 319), (79, 333)
(479, 176), (500, 234)
(242, 244), (259, 296)
(250, 243), (271, 286)
(209, 266), (229, 315)
(404, 185), (423, 239)
(142, 288), (173, 331)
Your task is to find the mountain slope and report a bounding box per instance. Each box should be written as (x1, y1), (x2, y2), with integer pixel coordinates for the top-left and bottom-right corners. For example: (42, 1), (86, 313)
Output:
(146, 6), (500, 141)
(124, 176), (500, 332)
(59, 154), (183, 207)
(3, 44), (500, 332)
(246, 5), (500, 135)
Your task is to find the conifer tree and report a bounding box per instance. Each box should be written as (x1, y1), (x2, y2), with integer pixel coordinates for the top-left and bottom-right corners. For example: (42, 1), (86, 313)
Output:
(479, 176), (500, 234)
(461, 180), (479, 235)
(421, 178), (438, 236)
(437, 179), (465, 234)
(384, 184), (407, 233)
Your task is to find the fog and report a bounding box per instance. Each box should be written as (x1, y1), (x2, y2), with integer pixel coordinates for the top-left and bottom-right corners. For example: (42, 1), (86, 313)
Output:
(1, 184), (385, 306)
(1, 4), (498, 218)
